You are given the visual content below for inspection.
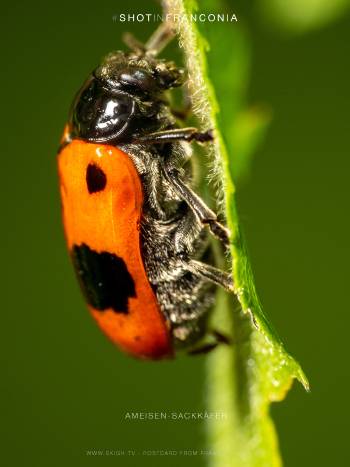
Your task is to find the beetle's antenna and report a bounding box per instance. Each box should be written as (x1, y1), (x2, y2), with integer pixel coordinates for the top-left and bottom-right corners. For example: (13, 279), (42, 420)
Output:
(144, 22), (175, 57)
(123, 23), (175, 57)
(122, 33), (147, 55)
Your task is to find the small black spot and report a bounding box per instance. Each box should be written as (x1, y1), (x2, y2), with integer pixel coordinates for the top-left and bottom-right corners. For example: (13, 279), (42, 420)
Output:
(71, 243), (136, 313)
(86, 163), (107, 193)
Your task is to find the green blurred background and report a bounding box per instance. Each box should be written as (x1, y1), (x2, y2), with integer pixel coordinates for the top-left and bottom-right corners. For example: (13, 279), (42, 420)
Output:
(1, 0), (349, 466)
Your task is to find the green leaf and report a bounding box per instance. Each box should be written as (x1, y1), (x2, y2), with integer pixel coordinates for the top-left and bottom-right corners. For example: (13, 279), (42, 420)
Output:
(163, 1), (309, 466)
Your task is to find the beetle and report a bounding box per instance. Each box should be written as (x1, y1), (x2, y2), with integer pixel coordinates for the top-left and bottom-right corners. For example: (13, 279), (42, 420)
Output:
(58, 25), (233, 359)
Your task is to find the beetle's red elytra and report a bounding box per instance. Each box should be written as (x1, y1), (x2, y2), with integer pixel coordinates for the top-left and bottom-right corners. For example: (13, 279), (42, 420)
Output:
(58, 25), (233, 359)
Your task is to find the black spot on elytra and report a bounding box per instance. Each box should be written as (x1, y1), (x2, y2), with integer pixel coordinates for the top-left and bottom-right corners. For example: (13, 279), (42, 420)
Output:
(86, 163), (107, 193)
(71, 243), (136, 313)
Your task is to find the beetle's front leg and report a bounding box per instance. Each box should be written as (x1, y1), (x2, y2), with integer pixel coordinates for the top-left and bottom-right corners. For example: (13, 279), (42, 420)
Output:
(135, 127), (213, 144)
(162, 166), (231, 247)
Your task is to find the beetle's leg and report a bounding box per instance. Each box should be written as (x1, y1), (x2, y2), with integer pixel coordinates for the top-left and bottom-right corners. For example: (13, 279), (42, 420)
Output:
(188, 330), (232, 355)
(211, 330), (232, 345)
(172, 208), (204, 254)
(186, 259), (234, 292)
(162, 167), (230, 247)
(188, 342), (219, 355)
(171, 211), (232, 289)
(136, 127), (214, 144)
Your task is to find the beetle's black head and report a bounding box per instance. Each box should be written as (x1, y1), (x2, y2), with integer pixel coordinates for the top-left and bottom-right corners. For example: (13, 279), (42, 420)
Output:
(96, 51), (184, 95)
(70, 51), (184, 144)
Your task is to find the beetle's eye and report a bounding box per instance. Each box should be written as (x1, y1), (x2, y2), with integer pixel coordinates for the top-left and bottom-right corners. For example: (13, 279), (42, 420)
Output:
(119, 68), (156, 93)
(72, 79), (134, 141)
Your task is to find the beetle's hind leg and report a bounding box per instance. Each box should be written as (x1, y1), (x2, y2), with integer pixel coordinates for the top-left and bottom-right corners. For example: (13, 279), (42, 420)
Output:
(188, 330), (232, 355)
